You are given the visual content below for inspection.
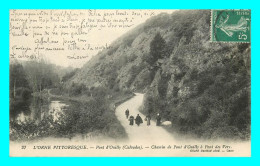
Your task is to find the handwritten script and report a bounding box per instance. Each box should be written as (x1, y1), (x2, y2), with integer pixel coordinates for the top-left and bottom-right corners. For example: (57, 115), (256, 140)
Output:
(9, 10), (163, 67)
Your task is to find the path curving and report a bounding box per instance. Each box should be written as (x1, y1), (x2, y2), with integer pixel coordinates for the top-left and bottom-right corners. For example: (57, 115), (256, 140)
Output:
(115, 93), (176, 144)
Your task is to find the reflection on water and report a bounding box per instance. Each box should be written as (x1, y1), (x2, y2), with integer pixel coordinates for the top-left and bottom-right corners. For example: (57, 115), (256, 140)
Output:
(10, 96), (68, 124)
(49, 101), (68, 121)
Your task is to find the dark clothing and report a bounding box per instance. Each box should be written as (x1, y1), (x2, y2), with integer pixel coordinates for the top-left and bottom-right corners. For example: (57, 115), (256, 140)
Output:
(145, 115), (151, 126)
(156, 115), (161, 126)
(135, 115), (143, 126)
(125, 109), (129, 119)
(129, 116), (134, 125)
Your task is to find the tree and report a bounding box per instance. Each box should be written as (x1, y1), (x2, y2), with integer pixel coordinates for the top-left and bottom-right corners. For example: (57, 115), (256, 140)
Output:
(10, 63), (29, 98)
(24, 59), (60, 92)
(148, 32), (167, 66)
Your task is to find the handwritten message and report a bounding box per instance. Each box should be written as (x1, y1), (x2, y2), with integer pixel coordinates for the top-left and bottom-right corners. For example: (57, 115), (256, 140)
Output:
(9, 10), (168, 67)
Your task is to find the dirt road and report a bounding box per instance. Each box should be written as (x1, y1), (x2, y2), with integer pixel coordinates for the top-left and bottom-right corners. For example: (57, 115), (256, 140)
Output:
(115, 93), (176, 144)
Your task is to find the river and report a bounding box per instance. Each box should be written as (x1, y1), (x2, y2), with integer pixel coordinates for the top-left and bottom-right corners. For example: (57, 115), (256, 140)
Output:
(10, 96), (68, 124)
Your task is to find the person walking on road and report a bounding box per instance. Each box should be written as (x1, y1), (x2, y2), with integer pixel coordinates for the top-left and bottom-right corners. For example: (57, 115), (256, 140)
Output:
(135, 114), (143, 126)
(125, 109), (130, 119)
(145, 114), (151, 126)
(129, 115), (134, 126)
(156, 113), (161, 126)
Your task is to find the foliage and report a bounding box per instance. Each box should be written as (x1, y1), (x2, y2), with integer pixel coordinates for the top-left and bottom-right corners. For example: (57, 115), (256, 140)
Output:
(23, 60), (60, 92)
(157, 72), (171, 98)
(10, 87), (128, 141)
(10, 63), (30, 98)
(61, 69), (78, 82)
(69, 83), (89, 96)
(143, 50), (250, 140)
(146, 33), (168, 67)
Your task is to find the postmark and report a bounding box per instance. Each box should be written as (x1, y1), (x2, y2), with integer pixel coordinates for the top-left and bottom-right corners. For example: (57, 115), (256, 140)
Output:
(211, 9), (251, 42)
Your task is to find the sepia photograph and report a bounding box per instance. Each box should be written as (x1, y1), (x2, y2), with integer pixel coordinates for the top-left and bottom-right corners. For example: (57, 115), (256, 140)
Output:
(9, 9), (251, 157)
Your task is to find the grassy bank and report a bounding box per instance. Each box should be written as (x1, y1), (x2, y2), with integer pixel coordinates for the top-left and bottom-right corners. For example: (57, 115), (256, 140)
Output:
(10, 88), (133, 141)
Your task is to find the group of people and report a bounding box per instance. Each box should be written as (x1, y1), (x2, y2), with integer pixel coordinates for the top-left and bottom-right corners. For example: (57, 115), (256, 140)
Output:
(125, 108), (162, 126)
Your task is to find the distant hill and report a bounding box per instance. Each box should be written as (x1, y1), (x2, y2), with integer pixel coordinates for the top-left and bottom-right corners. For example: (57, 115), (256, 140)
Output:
(66, 10), (251, 140)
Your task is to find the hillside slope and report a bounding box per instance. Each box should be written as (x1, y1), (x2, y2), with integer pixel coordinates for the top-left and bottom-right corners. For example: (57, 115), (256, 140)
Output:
(67, 10), (251, 140)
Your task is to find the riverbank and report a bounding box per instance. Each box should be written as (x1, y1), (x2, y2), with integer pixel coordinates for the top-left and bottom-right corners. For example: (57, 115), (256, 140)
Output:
(11, 88), (134, 142)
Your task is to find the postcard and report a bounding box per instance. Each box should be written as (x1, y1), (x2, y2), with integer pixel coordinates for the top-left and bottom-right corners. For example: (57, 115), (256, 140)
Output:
(9, 9), (251, 157)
